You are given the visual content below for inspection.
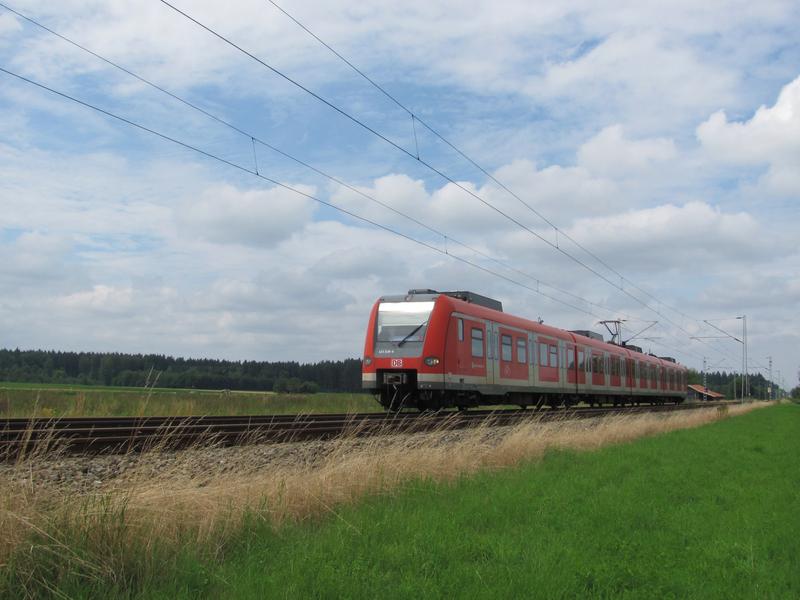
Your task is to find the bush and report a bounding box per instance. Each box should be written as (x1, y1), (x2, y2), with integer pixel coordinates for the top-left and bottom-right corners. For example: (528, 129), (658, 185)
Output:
(273, 377), (318, 394)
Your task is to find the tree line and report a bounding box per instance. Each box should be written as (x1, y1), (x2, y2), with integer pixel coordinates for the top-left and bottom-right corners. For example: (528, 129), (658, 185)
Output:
(0, 349), (784, 399)
(686, 368), (777, 399)
(0, 349), (362, 393)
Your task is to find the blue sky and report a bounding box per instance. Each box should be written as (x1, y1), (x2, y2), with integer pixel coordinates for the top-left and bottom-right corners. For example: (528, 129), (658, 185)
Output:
(1, 0), (799, 389)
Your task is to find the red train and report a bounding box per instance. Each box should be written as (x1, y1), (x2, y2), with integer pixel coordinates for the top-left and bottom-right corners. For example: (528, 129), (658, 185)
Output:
(362, 289), (688, 410)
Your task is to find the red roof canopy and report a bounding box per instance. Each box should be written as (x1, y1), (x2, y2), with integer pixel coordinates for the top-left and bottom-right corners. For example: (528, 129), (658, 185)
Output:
(687, 384), (725, 398)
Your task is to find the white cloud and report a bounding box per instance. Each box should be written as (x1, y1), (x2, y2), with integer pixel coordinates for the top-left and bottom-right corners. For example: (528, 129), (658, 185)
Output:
(175, 183), (317, 248)
(0, 231), (86, 295)
(331, 161), (622, 243)
(56, 284), (134, 314)
(529, 31), (738, 128)
(564, 201), (773, 272)
(578, 125), (677, 177)
(0, 11), (20, 38)
(697, 74), (800, 195)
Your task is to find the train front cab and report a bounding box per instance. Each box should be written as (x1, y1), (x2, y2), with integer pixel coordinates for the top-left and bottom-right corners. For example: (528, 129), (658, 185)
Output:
(361, 293), (447, 410)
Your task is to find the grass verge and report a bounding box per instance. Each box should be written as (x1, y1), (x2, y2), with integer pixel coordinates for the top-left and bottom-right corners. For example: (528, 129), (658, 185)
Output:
(0, 383), (379, 417)
(217, 403), (798, 599)
(1, 402), (790, 598)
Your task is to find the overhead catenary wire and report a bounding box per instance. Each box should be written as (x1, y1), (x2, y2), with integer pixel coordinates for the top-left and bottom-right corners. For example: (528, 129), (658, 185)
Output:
(262, 0), (703, 326)
(0, 1), (624, 321)
(260, 0), (744, 368)
(158, 0), (732, 363)
(1, 3), (733, 368)
(0, 66), (603, 320)
(2, 3), (724, 368)
(156, 2), (667, 306)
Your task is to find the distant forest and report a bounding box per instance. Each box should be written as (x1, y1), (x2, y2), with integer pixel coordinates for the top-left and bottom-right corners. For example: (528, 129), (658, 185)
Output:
(0, 349), (362, 393)
(686, 368), (775, 399)
(0, 349), (778, 398)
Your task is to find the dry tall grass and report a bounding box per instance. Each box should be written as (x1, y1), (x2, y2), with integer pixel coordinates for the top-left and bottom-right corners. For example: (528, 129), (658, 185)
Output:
(0, 402), (770, 589)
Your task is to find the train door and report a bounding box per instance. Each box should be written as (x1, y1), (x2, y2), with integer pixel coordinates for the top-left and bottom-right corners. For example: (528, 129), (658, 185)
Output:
(626, 358), (635, 392)
(576, 346), (586, 390)
(640, 362), (647, 389)
(443, 316), (459, 382)
(452, 318), (490, 388)
(609, 355), (621, 389)
(486, 322), (500, 386)
(528, 332), (536, 387)
(591, 351), (605, 388)
(584, 348), (593, 393)
(557, 340), (563, 388)
(566, 343), (578, 392)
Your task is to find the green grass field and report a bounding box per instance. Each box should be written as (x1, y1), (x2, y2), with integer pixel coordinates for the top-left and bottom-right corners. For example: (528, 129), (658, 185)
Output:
(2, 403), (796, 598)
(206, 403), (799, 598)
(0, 381), (380, 417)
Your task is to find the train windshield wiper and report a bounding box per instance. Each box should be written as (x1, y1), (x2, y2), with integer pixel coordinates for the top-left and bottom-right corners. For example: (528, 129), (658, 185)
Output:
(397, 320), (428, 347)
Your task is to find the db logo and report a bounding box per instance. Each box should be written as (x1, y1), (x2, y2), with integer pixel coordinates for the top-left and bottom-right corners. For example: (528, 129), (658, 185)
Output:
(391, 359), (404, 368)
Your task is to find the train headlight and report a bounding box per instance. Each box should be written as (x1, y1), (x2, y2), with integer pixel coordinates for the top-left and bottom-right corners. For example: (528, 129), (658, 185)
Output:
(364, 357), (373, 366)
(424, 356), (440, 366)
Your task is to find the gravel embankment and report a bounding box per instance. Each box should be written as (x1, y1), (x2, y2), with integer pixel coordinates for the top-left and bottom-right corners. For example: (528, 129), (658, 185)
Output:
(1, 424), (541, 493)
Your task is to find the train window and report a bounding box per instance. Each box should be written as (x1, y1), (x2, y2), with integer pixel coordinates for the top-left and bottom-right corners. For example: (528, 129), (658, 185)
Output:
(568, 347), (576, 369)
(501, 335), (512, 361)
(471, 328), (484, 358)
(516, 338), (527, 364)
(539, 342), (548, 367)
(593, 355), (604, 374)
(457, 318), (464, 342)
(578, 350), (585, 370)
(549, 345), (558, 367)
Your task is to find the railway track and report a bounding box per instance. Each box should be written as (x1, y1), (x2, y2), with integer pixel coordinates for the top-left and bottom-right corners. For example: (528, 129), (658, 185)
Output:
(1, 402), (732, 458)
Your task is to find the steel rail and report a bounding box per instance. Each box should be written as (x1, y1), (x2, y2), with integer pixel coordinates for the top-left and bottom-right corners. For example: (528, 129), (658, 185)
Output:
(1, 402), (732, 458)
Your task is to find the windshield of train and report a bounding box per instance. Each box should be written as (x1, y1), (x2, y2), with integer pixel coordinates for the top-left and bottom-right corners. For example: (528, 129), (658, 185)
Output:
(376, 301), (435, 345)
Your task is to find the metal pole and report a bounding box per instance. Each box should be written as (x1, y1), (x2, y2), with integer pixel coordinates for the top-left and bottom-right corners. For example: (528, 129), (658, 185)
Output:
(702, 357), (708, 402)
(743, 315), (748, 399)
(768, 356), (773, 401)
(736, 315), (745, 403)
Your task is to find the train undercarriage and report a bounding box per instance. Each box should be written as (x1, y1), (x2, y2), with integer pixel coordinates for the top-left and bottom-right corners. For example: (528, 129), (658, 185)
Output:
(375, 375), (684, 412)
